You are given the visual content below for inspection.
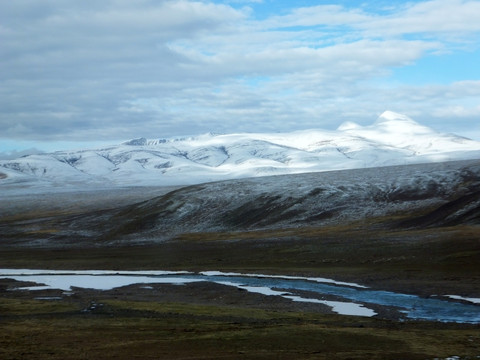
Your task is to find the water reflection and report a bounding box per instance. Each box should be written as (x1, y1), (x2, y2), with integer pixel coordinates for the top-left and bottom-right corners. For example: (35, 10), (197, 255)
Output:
(2, 269), (479, 323)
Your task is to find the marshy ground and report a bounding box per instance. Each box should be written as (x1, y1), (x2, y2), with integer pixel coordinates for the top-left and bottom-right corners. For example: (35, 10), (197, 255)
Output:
(2, 162), (480, 359)
(1, 278), (480, 360)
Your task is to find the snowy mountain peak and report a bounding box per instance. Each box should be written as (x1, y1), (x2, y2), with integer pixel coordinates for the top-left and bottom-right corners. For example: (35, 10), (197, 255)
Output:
(2, 112), (480, 190)
(377, 110), (416, 123)
(124, 137), (148, 146)
(124, 133), (221, 147)
(371, 111), (435, 136)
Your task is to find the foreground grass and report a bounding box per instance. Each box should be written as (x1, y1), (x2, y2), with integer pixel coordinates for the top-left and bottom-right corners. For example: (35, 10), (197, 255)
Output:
(1, 298), (479, 359)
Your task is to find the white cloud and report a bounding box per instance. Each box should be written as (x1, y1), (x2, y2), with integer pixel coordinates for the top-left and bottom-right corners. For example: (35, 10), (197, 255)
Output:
(264, 1), (480, 36)
(0, 0), (479, 144)
(265, 5), (370, 27)
(364, 0), (480, 35)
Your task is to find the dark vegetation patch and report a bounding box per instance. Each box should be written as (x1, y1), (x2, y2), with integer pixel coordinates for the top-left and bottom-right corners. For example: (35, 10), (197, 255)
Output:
(399, 190), (480, 228)
(1, 283), (480, 359)
(386, 179), (445, 202)
(220, 194), (306, 228)
(301, 208), (342, 222)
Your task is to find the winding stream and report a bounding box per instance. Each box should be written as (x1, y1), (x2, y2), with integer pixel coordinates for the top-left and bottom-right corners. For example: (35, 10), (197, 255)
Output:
(2, 269), (479, 323)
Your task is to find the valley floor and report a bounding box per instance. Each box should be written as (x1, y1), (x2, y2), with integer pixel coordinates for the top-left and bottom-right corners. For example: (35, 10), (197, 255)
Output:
(1, 183), (480, 359)
(1, 279), (480, 360)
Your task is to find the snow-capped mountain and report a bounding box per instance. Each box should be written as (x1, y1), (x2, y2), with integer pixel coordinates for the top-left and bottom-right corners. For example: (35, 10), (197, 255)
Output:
(2, 111), (480, 190)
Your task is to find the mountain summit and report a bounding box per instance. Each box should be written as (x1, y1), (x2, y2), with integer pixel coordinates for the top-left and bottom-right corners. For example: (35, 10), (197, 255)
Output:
(1, 112), (480, 190)
(373, 111), (435, 134)
(338, 111), (430, 135)
(376, 110), (419, 123)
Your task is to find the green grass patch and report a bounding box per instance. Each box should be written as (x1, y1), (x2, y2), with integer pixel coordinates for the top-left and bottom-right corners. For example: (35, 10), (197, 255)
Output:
(0, 297), (79, 315)
(1, 298), (479, 359)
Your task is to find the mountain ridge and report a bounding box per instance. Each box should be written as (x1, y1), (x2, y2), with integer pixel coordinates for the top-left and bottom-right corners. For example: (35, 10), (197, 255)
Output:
(2, 159), (480, 248)
(1, 111), (480, 190)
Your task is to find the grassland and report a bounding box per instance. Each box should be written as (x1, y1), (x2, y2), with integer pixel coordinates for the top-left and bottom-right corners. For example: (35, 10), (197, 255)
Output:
(1, 162), (480, 359)
(1, 218), (479, 359)
(1, 221), (479, 297)
(1, 286), (480, 360)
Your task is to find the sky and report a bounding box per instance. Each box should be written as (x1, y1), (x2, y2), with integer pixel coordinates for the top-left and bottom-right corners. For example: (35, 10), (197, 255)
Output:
(1, 0), (480, 156)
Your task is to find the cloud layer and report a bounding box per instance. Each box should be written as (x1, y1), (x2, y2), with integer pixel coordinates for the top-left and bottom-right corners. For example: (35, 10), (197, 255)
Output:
(1, 0), (480, 143)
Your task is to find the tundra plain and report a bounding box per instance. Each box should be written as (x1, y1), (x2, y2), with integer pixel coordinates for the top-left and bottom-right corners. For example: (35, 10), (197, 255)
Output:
(1, 160), (480, 359)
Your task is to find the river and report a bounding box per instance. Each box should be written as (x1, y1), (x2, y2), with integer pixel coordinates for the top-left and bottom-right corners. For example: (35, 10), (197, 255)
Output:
(2, 269), (479, 323)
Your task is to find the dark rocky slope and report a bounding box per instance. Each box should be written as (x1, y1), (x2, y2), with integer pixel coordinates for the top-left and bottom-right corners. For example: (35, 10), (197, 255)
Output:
(1, 159), (480, 247)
